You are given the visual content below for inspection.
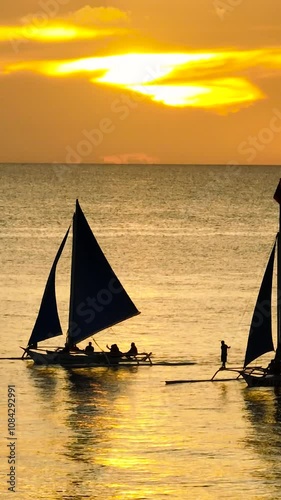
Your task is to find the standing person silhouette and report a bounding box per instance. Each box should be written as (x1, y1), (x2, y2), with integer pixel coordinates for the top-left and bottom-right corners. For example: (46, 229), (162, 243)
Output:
(221, 340), (231, 369)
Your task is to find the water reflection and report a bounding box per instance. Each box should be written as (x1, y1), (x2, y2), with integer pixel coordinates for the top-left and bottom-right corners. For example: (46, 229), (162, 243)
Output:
(26, 364), (58, 394)
(63, 369), (109, 464)
(63, 367), (140, 499)
(26, 364), (60, 412)
(243, 387), (281, 491)
(28, 366), (138, 463)
(27, 365), (140, 499)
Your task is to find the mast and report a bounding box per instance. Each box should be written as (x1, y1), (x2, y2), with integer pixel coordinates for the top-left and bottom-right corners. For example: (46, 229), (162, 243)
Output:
(274, 180), (281, 353)
(67, 201), (78, 346)
(278, 201), (281, 350)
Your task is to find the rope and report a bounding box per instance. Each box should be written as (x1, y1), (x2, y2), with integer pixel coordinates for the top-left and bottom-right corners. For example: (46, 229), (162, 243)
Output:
(93, 338), (105, 352)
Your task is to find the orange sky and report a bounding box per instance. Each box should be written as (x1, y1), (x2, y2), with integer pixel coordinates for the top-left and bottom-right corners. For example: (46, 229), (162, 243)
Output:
(1, 0), (281, 164)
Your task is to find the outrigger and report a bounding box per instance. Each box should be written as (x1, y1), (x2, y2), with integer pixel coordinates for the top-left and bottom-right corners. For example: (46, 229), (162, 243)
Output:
(166, 180), (281, 387)
(21, 200), (152, 368)
(165, 367), (242, 385)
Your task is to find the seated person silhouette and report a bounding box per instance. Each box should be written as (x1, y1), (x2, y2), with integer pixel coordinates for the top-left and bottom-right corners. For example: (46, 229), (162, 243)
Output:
(106, 343), (123, 357)
(61, 343), (70, 353)
(71, 344), (80, 352)
(85, 342), (94, 354)
(126, 342), (138, 358)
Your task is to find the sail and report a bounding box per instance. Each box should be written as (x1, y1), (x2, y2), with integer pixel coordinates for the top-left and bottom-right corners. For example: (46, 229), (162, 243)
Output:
(244, 239), (276, 367)
(67, 200), (140, 345)
(27, 228), (70, 346)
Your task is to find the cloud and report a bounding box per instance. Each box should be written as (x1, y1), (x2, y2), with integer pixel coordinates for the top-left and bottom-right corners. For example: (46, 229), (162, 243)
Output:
(67, 6), (130, 26)
(0, 6), (131, 46)
(0, 25), (124, 44)
(3, 48), (281, 112)
(102, 153), (159, 164)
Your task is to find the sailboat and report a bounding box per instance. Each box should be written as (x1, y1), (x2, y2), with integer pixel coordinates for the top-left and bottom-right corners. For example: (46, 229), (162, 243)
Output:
(165, 180), (281, 387)
(240, 179), (281, 387)
(22, 200), (152, 368)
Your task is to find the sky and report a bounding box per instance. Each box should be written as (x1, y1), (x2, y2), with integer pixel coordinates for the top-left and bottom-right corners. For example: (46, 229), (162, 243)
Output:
(1, 0), (281, 165)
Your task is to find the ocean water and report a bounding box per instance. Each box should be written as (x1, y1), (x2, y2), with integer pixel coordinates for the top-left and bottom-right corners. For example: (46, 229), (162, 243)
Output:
(1, 163), (281, 499)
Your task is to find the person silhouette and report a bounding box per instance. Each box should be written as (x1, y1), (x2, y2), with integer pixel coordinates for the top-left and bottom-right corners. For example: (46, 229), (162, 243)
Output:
(126, 342), (138, 358)
(221, 340), (230, 369)
(106, 344), (123, 357)
(85, 342), (94, 354)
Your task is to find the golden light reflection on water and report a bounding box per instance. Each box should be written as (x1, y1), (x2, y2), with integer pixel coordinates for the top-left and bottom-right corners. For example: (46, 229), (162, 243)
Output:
(241, 388), (281, 498)
(4, 167), (281, 499)
(23, 365), (192, 499)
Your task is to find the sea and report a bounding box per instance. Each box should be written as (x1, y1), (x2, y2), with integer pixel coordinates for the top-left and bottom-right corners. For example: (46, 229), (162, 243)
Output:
(1, 163), (281, 499)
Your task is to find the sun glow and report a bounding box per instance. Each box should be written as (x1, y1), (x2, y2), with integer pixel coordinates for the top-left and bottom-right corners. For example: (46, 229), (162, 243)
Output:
(3, 49), (281, 112)
(0, 24), (127, 43)
(124, 78), (264, 110)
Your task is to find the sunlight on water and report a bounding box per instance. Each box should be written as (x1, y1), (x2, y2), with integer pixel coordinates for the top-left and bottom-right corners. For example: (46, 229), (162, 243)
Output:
(1, 164), (281, 499)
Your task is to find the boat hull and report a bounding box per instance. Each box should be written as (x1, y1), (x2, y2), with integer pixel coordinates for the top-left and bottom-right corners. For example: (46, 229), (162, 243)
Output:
(25, 349), (152, 368)
(241, 371), (281, 387)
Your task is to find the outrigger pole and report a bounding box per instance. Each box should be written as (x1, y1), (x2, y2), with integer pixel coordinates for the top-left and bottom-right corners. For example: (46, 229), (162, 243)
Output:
(0, 357), (23, 360)
(165, 367), (243, 385)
